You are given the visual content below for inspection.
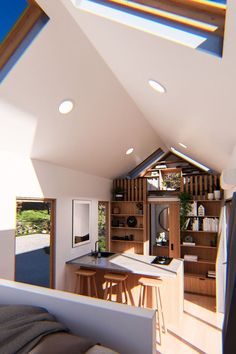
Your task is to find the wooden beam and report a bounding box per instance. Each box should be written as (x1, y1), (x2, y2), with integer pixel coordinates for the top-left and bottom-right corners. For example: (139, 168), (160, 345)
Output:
(0, 1), (45, 71)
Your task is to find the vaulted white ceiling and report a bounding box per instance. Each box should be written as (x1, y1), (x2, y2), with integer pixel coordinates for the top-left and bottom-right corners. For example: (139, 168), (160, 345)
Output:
(0, 0), (164, 179)
(62, 0), (236, 174)
(1, 0), (235, 179)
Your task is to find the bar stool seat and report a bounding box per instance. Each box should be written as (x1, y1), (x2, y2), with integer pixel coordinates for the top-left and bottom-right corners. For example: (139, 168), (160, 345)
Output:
(75, 269), (98, 298)
(138, 277), (166, 344)
(104, 273), (128, 304)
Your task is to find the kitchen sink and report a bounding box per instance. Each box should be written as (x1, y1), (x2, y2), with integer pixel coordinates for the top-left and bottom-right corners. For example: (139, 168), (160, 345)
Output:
(90, 251), (115, 258)
(100, 251), (116, 258)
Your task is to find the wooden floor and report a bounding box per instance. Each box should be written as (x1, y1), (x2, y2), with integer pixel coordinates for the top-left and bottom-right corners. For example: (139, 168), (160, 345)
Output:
(156, 293), (224, 354)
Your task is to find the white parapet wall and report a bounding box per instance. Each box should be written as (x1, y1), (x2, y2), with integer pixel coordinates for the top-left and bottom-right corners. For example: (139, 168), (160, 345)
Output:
(0, 279), (156, 354)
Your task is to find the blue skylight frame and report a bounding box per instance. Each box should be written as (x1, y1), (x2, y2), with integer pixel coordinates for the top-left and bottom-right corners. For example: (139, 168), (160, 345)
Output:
(0, 0), (28, 44)
(73, 0), (225, 57)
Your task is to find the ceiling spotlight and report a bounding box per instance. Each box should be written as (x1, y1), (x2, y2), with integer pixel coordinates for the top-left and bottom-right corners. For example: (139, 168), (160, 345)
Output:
(179, 143), (187, 149)
(126, 148), (134, 155)
(148, 79), (166, 93)
(59, 100), (74, 114)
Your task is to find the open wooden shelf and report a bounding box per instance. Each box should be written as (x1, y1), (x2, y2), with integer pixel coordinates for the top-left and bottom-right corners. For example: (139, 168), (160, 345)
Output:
(184, 259), (215, 265)
(185, 273), (216, 280)
(181, 230), (218, 234)
(193, 199), (222, 202)
(111, 200), (143, 203)
(111, 227), (144, 230)
(111, 240), (144, 244)
(111, 213), (143, 216)
(181, 245), (216, 249)
(185, 215), (219, 218)
(154, 245), (168, 248)
(110, 195), (147, 255)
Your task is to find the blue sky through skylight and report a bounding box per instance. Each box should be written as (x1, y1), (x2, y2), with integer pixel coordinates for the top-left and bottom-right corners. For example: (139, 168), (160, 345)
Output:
(77, 0), (208, 49)
(0, 0), (28, 44)
(209, 0), (226, 3)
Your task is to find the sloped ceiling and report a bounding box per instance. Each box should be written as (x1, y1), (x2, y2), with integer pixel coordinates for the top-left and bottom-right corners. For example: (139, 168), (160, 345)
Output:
(0, 0), (164, 179)
(62, 0), (236, 174)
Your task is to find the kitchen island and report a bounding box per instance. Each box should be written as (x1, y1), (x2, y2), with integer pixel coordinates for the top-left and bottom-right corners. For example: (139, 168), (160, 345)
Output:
(66, 253), (183, 325)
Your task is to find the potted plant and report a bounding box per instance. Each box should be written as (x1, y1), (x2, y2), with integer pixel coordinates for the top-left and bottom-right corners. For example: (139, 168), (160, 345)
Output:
(112, 186), (126, 201)
(179, 192), (193, 229)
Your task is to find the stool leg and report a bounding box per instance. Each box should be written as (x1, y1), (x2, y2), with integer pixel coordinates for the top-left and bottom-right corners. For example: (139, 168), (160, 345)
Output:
(109, 281), (113, 301)
(87, 277), (91, 297)
(104, 281), (109, 300)
(123, 281), (128, 304)
(155, 287), (162, 345)
(118, 282), (123, 303)
(74, 275), (78, 294)
(92, 276), (98, 298)
(142, 285), (146, 307)
(139, 284), (143, 307)
(158, 287), (166, 333)
(76, 275), (81, 294)
(81, 276), (84, 295)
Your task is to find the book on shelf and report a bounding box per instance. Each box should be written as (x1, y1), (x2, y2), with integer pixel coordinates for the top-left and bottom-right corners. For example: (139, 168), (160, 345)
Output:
(188, 201), (197, 216)
(207, 270), (216, 278)
(203, 218), (219, 232)
(184, 254), (198, 262)
(192, 218), (199, 231)
(183, 242), (196, 246)
(182, 218), (190, 230)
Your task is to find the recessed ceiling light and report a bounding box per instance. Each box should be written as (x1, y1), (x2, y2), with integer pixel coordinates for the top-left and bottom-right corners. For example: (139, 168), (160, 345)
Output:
(179, 143), (187, 149)
(59, 100), (74, 114)
(170, 147), (210, 172)
(148, 79), (166, 93)
(126, 148), (134, 155)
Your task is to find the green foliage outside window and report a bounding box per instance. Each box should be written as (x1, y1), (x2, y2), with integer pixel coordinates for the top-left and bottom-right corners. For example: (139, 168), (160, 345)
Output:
(16, 210), (50, 236)
(98, 203), (107, 251)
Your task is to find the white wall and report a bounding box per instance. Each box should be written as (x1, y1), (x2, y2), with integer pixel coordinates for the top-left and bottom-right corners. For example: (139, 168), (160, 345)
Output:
(0, 153), (111, 289)
(221, 145), (236, 199)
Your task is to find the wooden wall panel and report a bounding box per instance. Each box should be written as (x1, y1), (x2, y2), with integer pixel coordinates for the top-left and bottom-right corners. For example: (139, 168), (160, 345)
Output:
(180, 175), (221, 198)
(113, 178), (147, 202)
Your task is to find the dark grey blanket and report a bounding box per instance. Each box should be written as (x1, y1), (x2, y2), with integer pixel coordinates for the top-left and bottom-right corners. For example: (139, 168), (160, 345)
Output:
(0, 305), (68, 354)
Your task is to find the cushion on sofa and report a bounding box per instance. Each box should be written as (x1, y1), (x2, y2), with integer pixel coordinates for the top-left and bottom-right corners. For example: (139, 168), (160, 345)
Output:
(85, 344), (119, 354)
(29, 332), (96, 354)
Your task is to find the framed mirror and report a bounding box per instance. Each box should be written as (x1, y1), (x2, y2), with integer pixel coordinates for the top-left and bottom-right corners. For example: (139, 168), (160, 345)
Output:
(158, 207), (169, 232)
(72, 200), (91, 247)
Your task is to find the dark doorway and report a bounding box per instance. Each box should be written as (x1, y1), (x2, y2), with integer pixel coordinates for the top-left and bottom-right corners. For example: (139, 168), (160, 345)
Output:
(15, 198), (55, 288)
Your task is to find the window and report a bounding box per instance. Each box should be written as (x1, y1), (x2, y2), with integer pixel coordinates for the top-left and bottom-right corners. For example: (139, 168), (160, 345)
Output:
(98, 201), (109, 251)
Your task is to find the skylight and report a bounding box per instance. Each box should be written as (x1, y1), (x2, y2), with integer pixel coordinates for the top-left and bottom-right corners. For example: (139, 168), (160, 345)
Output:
(0, 0), (28, 44)
(170, 147), (210, 172)
(72, 0), (226, 57)
(0, 0), (49, 83)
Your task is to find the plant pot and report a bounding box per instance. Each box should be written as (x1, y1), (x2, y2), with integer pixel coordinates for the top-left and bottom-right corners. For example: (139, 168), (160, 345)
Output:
(207, 193), (214, 200)
(115, 194), (124, 201)
(214, 190), (221, 200)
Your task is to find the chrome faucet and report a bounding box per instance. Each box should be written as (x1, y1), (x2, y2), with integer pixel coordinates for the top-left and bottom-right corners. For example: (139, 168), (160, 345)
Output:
(95, 240), (100, 253)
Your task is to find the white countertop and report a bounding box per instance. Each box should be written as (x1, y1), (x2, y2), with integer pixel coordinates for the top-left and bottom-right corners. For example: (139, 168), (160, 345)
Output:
(67, 253), (183, 278)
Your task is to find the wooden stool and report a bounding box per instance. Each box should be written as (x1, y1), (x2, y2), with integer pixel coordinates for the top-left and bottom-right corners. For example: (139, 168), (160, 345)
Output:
(138, 277), (166, 344)
(74, 269), (98, 297)
(103, 273), (128, 304)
